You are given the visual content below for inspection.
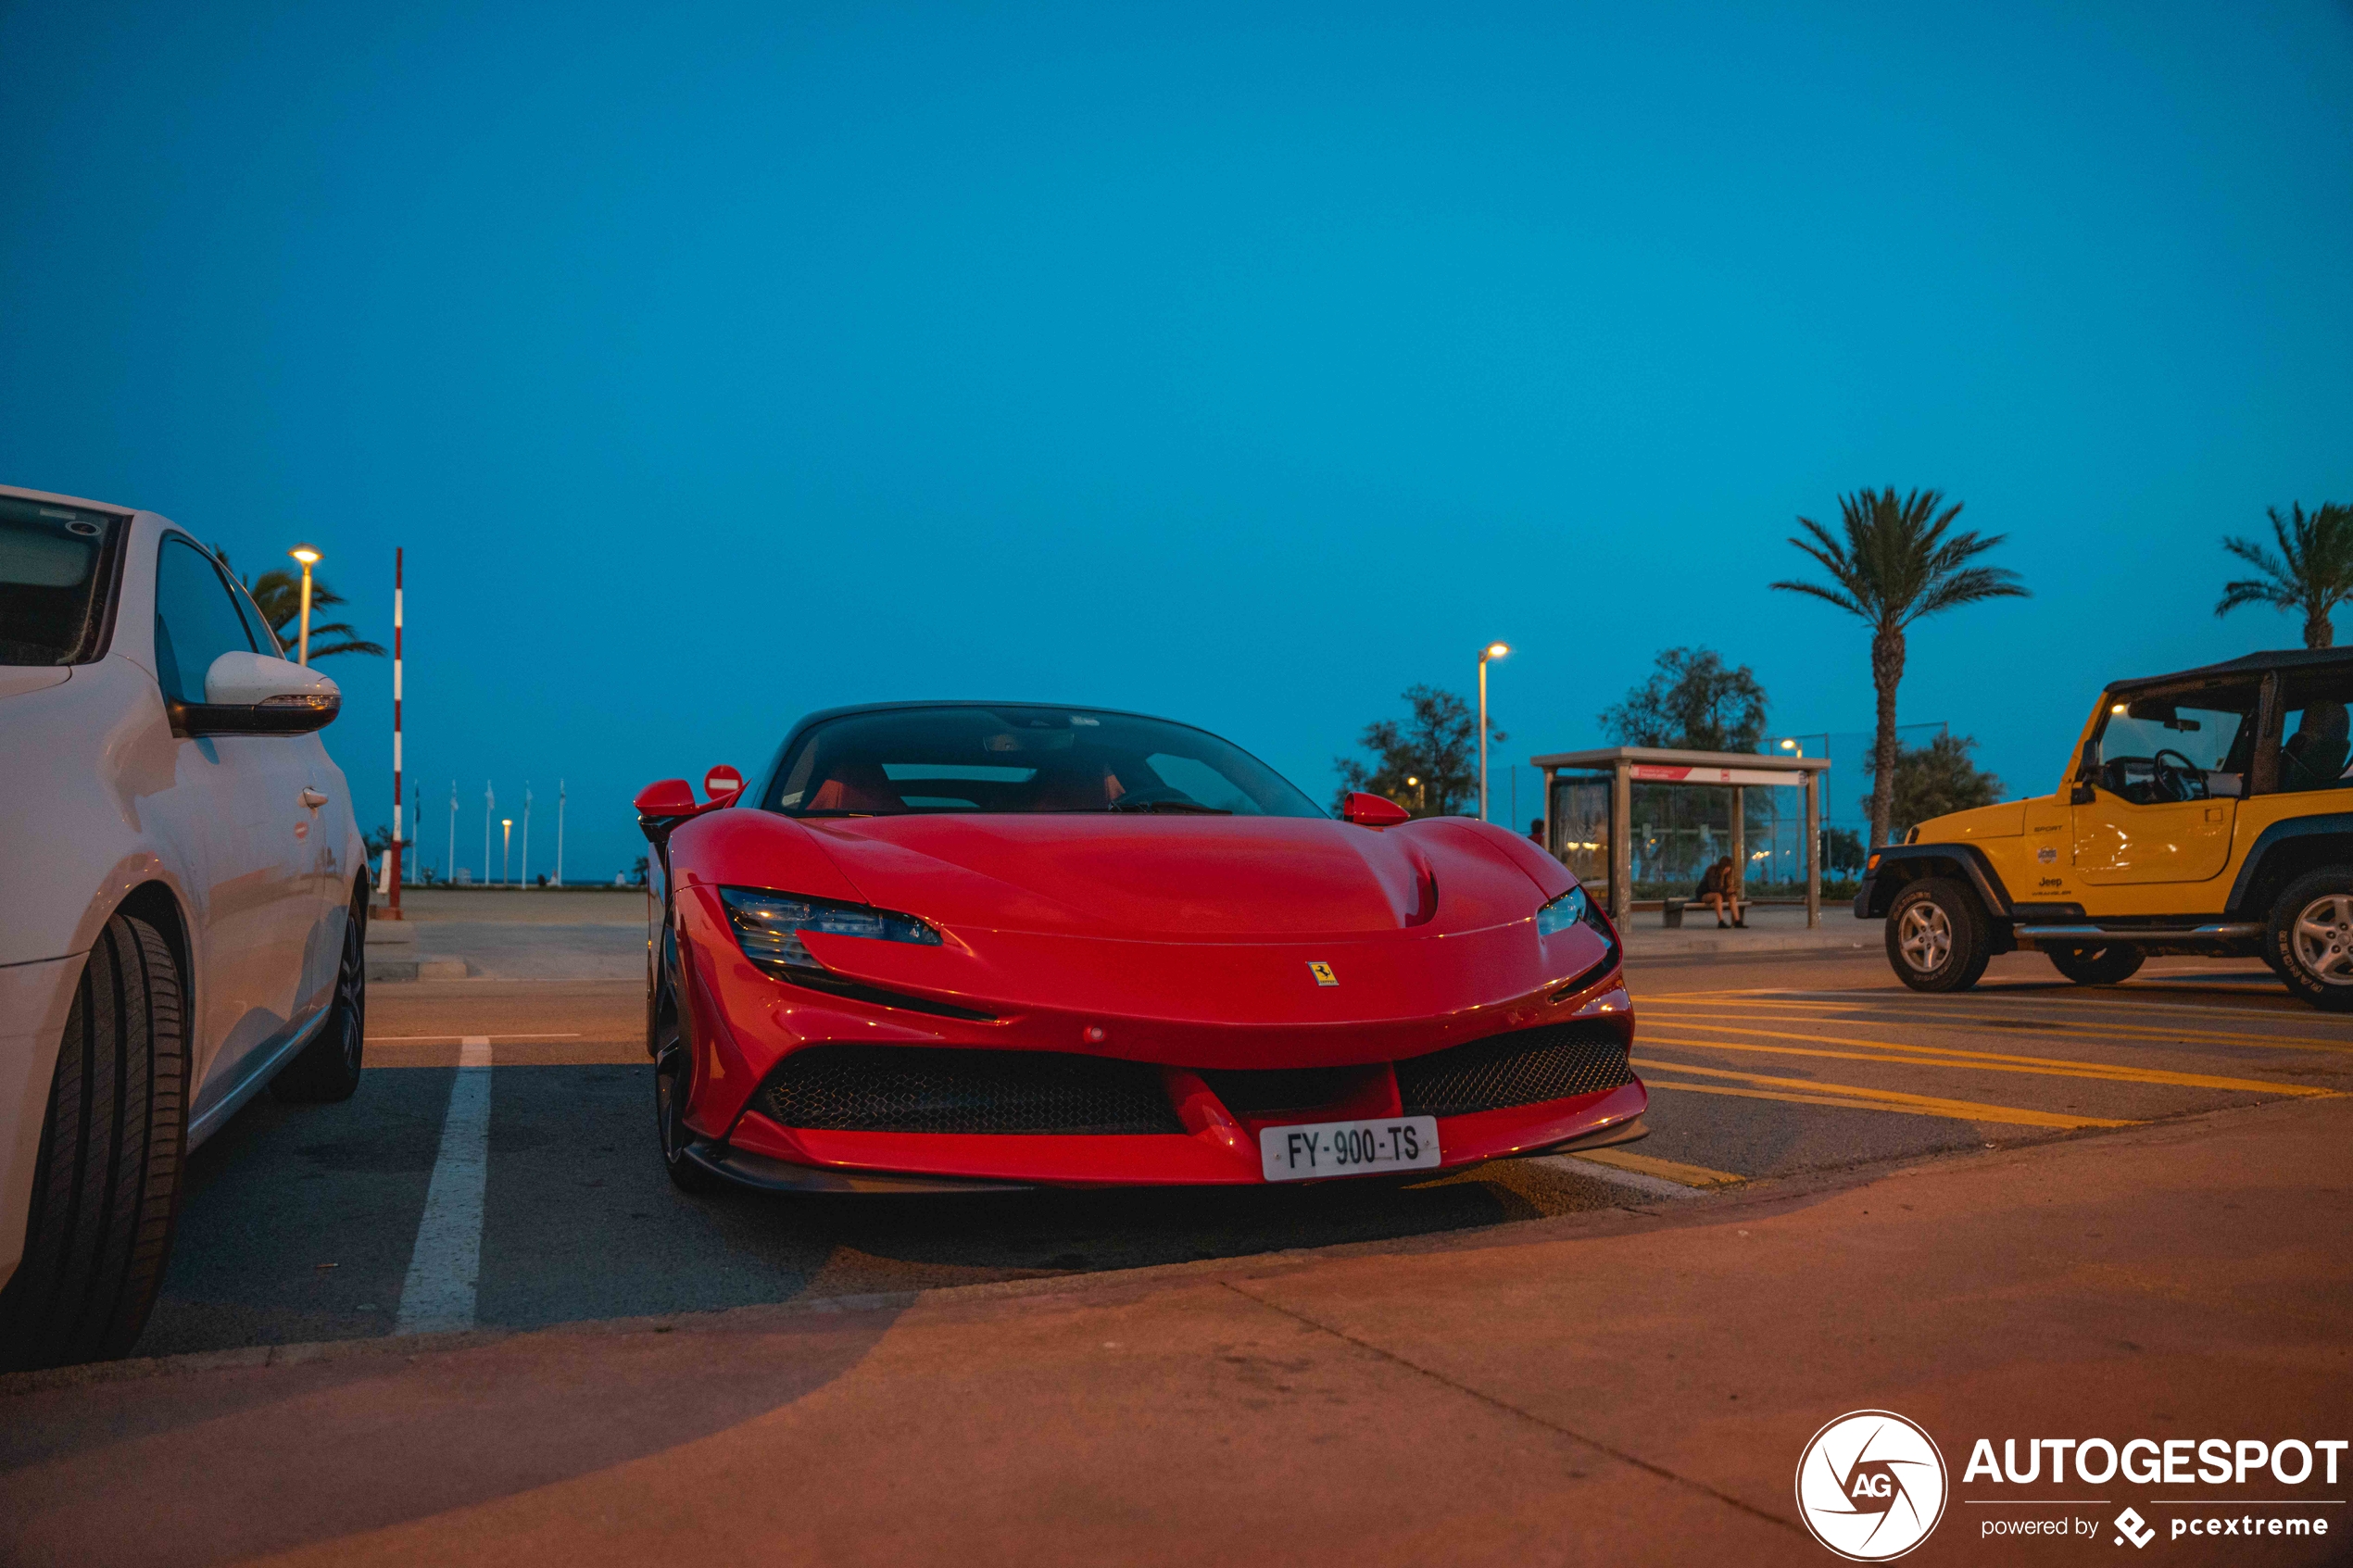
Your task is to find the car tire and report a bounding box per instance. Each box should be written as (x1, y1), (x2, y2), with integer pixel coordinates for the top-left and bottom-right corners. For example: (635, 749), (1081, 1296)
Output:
(654, 1041), (722, 1194)
(271, 884), (367, 1103)
(1885, 877), (1993, 993)
(2046, 946), (2145, 986)
(2270, 867), (2353, 1012)
(0, 912), (187, 1371)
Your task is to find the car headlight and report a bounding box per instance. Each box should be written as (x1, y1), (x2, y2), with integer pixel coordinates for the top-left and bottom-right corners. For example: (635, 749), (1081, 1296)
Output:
(1536, 883), (1619, 991)
(1537, 884), (1592, 936)
(720, 886), (940, 977)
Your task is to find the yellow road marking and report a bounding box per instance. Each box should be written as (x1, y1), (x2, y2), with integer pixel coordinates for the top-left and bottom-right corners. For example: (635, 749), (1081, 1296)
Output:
(1567, 1148), (1745, 1187)
(1639, 1079), (2123, 1127)
(1638, 1027), (2328, 1097)
(1641, 1002), (2353, 1057)
(1647, 992), (2343, 1043)
(1629, 1057), (2134, 1129)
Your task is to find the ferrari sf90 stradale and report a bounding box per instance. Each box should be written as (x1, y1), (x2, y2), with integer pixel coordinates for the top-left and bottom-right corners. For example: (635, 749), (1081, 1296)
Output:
(636, 703), (1643, 1193)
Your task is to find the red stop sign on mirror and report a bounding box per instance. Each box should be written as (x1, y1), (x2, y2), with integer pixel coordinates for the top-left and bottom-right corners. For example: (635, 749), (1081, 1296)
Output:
(704, 765), (744, 800)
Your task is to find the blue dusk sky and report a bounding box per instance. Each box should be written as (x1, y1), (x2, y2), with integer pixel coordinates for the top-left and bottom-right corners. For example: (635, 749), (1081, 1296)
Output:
(5, 1), (2350, 879)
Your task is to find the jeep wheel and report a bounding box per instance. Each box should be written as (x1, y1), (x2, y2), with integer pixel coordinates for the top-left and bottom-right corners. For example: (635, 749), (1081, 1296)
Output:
(0, 912), (187, 1371)
(2046, 946), (2145, 986)
(1885, 878), (1992, 993)
(2271, 868), (2353, 1012)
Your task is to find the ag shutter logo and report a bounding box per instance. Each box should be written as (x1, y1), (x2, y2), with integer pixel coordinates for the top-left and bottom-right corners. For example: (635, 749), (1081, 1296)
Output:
(2113, 1507), (2156, 1548)
(1796, 1411), (1949, 1561)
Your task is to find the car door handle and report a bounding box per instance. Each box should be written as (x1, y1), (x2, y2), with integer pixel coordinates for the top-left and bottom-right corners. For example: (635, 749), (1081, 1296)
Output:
(300, 789), (330, 809)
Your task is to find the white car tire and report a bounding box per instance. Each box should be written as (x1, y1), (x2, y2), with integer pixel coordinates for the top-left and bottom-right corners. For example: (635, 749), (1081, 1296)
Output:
(0, 911), (187, 1371)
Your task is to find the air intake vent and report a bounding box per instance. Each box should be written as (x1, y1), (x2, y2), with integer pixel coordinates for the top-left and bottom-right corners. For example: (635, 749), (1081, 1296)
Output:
(759, 1045), (1185, 1135)
(1393, 1022), (1633, 1117)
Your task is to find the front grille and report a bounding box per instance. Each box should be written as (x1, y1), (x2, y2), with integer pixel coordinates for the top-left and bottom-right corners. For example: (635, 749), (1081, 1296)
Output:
(759, 1045), (1185, 1135)
(1393, 1022), (1633, 1117)
(1196, 1065), (1372, 1119)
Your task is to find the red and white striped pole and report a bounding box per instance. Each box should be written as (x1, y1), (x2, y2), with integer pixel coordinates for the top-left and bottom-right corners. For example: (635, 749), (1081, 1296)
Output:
(388, 546), (405, 919)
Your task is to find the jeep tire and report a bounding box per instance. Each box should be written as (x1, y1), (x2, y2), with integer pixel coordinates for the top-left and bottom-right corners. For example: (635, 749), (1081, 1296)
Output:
(2271, 867), (2353, 1012)
(2046, 945), (2145, 986)
(0, 912), (187, 1371)
(1886, 877), (1993, 993)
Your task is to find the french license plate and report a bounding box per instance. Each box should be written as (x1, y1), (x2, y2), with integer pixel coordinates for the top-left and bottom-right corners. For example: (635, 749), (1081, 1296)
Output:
(1259, 1116), (1441, 1182)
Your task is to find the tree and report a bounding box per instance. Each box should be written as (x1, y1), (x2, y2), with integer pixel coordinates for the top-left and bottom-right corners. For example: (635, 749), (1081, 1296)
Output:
(2215, 502), (2353, 650)
(214, 548), (386, 659)
(1771, 488), (2028, 847)
(1333, 684), (1503, 817)
(1820, 825), (1867, 876)
(1598, 646), (1768, 753)
(1861, 733), (2002, 838)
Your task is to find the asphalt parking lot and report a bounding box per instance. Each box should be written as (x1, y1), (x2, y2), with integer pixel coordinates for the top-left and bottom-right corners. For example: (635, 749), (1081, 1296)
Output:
(130, 933), (2349, 1359)
(9, 918), (2349, 1568)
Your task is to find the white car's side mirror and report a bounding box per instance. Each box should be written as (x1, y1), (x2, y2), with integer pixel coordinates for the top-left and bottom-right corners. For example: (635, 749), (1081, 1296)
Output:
(171, 651), (342, 736)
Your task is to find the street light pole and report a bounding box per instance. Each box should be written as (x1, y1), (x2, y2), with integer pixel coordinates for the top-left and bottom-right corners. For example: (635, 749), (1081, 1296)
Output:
(289, 545), (321, 666)
(1477, 642), (1509, 822)
(501, 818), (512, 887)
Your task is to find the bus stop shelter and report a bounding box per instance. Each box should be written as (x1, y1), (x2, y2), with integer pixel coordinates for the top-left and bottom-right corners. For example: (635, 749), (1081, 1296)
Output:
(1528, 746), (1832, 928)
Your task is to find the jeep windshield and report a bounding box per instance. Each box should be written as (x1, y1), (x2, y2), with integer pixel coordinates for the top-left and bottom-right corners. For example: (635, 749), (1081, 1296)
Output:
(761, 705), (1324, 818)
(2085, 683), (2258, 804)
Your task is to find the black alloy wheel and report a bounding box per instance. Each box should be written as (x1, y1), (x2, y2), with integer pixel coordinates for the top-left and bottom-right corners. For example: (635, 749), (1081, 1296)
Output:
(2270, 867), (2353, 1012)
(651, 960), (721, 1193)
(272, 883), (368, 1102)
(2046, 945), (2145, 986)
(1885, 877), (1994, 993)
(0, 912), (188, 1371)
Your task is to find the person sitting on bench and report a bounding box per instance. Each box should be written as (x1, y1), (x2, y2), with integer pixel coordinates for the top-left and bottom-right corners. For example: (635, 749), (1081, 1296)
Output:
(1697, 856), (1746, 928)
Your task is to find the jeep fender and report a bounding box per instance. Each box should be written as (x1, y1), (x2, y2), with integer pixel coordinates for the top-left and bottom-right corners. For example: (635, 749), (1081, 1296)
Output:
(2225, 813), (2353, 919)
(1856, 844), (2014, 928)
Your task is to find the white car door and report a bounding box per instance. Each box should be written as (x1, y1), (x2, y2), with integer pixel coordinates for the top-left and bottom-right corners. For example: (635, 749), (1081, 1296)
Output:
(149, 534), (320, 1115)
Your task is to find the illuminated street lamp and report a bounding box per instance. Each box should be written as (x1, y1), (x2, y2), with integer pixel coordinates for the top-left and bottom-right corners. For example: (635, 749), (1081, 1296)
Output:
(500, 818), (513, 887)
(1478, 642), (1509, 822)
(288, 545), (321, 665)
(1405, 775), (1425, 813)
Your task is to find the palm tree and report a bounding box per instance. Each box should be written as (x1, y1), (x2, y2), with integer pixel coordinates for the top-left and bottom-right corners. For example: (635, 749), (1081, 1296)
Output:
(214, 548), (385, 659)
(2214, 502), (2353, 650)
(1771, 488), (2029, 848)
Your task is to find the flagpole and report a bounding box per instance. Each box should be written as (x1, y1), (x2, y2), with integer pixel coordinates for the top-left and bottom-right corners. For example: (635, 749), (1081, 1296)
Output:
(556, 780), (565, 888)
(484, 781), (494, 888)
(522, 783), (533, 888)
(447, 780), (458, 886)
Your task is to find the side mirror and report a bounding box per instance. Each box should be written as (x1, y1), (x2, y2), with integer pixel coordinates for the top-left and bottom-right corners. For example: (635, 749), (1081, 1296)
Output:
(634, 779), (698, 816)
(2070, 782), (2096, 805)
(1340, 792), (1412, 827)
(171, 652), (340, 736)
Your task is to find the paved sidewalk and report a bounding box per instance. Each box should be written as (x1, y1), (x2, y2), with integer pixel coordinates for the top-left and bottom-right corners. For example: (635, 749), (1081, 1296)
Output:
(1621, 901), (1884, 960)
(5, 1097), (2345, 1565)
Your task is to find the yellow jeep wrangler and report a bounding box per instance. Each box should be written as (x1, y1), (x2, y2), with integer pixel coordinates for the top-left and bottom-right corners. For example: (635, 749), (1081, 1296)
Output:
(1855, 647), (2353, 1010)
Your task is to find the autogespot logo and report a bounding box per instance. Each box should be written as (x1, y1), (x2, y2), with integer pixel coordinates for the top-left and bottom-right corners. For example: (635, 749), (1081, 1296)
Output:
(1796, 1411), (1950, 1561)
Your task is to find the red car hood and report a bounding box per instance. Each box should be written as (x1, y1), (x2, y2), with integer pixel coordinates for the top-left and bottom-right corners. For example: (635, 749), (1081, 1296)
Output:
(794, 812), (1544, 939)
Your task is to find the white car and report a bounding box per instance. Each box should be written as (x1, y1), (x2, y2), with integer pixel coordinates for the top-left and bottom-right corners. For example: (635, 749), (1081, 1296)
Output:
(0, 483), (368, 1371)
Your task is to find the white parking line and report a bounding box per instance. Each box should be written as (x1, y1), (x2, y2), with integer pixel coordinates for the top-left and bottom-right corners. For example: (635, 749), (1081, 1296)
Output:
(393, 1037), (493, 1335)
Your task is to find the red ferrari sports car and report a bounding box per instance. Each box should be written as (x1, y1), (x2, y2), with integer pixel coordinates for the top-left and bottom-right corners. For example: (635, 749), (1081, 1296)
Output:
(635, 702), (1643, 1193)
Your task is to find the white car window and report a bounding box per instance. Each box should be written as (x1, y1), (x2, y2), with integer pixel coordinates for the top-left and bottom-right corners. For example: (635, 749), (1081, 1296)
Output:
(154, 538), (255, 704)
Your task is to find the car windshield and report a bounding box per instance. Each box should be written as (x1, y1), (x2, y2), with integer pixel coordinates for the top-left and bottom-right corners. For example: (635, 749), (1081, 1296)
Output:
(0, 495), (121, 666)
(762, 706), (1324, 818)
